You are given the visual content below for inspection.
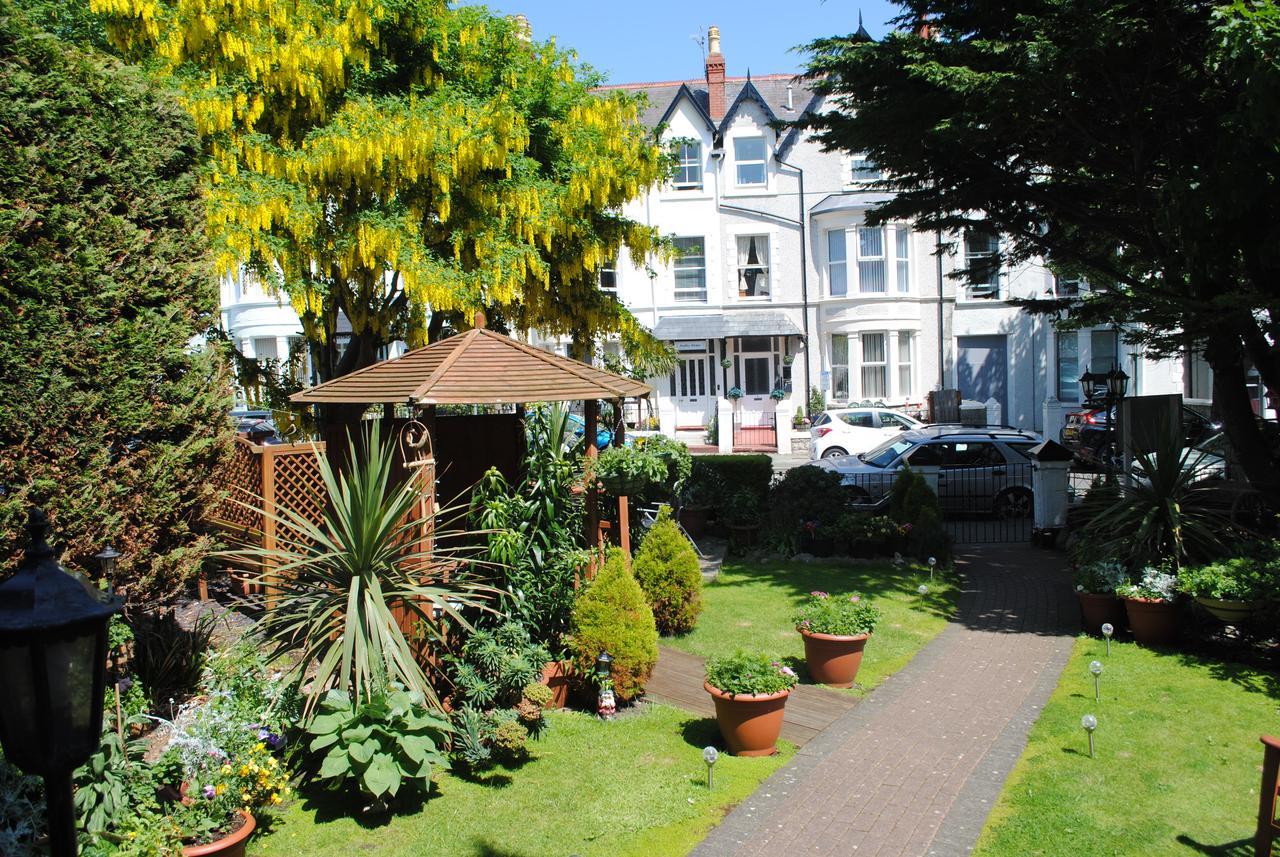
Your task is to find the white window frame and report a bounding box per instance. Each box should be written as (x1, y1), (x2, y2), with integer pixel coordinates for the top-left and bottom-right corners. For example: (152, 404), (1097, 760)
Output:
(896, 331), (914, 397)
(672, 237), (706, 302)
(857, 226), (887, 294)
(733, 136), (768, 187)
(860, 332), (888, 399)
(1056, 331), (1080, 403)
(673, 141), (702, 189)
(827, 229), (848, 297)
(894, 226), (910, 293)
(850, 153), (883, 184)
(831, 335), (850, 402)
(1055, 274), (1085, 297)
(736, 234), (771, 300)
(964, 230), (1000, 299)
(599, 257), (617, 294)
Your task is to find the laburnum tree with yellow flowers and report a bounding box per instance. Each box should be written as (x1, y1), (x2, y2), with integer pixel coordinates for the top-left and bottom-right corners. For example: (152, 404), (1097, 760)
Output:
(90, 0), (670, 429)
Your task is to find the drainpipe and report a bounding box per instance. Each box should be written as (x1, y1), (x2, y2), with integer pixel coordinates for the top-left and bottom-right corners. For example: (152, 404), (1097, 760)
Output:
(775, 157), (810, 417)
(935, 228), (945, 390)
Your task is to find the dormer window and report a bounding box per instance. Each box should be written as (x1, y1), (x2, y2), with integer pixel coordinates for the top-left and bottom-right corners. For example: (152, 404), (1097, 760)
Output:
(673, 141), (702, 189)
(599, 257), (617, 294)
(851, 154), (883, 183)
(734, 137), (767, 186)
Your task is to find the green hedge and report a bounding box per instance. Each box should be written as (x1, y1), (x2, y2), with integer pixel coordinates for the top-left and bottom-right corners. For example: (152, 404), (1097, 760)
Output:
(0, 13), (231, 600)
(690, 454), (773, 516)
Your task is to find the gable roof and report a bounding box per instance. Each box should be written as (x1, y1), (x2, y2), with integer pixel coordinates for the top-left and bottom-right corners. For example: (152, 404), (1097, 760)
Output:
(718, 77), (778, 131)
(654, 82), (716, 134)
(291, 327), (651, 406)
(599, 73), (815, 142)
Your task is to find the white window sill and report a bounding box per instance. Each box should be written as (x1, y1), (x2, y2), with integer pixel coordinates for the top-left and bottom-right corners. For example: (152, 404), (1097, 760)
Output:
(724, 187), (775, 198)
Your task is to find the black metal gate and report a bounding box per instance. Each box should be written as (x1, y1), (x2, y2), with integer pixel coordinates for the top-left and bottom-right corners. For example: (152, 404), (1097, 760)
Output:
(732, 411), (777, 451)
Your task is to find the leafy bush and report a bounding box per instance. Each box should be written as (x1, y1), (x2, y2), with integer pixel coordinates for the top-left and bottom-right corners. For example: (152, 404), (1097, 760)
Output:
(793, 592), (882, 636)
(132, 609), (219, 716)
(835, 513), (900, 546)
(633, 434), (692, 488)
(632, 506), (703, 635)
(0, 10), (232, 603)
(307, 687), (450, 803)
(1073, 560), (1129, 595)
(593, 444), (668, 495)
(888, 467), (951, 562)
(721, 490), (765, 527)
(1177, 558), (1273, 601)
(0, 750), (44, 855)
(704, 652), (798, 697)
(679, 467), (725, 510)
(765, 465), (847, 552)
(808, 386), (826, 415)
(73, 712), (148, 835)
(569, 549), (658, 702)
(1116, 567), (1179, 602)
(690, 454), (773, 516)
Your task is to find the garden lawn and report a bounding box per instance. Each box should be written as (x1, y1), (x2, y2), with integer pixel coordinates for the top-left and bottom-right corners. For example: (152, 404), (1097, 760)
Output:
(974, 636), (1280, 856)
(665, 559), (957, 694)
(252, 704), (793, 857)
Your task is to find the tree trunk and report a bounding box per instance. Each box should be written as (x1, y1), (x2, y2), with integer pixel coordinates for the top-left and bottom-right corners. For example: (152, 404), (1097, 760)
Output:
(1205, 329), (1280, 510)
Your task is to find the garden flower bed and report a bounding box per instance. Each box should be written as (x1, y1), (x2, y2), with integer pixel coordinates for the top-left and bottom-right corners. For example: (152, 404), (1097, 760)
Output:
(253, 705), (794, 857)
(665, 559), (957, 694)
(973, 636), (1279, 856)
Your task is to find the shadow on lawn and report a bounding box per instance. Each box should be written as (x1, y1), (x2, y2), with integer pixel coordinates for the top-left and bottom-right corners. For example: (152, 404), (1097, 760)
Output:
(1173, 650), (1280, 700)
(470, 840), (540, 857)
(678, 715), (723, 751)
(1174, 834), (1254, 856)
(717, 559), (957, 620)
(292, 780), (441, 828)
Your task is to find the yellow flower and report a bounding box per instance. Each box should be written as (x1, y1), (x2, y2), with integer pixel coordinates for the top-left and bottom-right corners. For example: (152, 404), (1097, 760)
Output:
(268, 757), (278, 768)
(221, 764), (232, 775)
(242, 792), (250, 802)
(271, 793), (282, 805)
(255, 742), (266, 752)
(239, 765), (250, 777)
(216, 783), (226, 795)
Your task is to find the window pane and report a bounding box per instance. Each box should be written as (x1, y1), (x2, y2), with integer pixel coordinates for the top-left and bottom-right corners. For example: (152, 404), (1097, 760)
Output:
(858, 227), (886, 293)
(1056, 332), (1079, 402)
(737, 235), (770, 298)
(861, 333), (887, 398)
(675, 142), (702, 187)
(840, 411), (875, 428)
(851, 156), (882, 182)
(862, 333), (885, 364)
(744, 358), (770, 394)
(673, 236), (706, 301)
(734, 137), (767, 185)
(828, 230), (847, 297)
(599, 258), (616, 292)
(895, 228), (910, 292)
(832, 335), (848, 365)
(965, 230), (999, 296)
(1090, 329), (1118, 374)
(833, 367), (849, 401)
(897, 332), (912, 396)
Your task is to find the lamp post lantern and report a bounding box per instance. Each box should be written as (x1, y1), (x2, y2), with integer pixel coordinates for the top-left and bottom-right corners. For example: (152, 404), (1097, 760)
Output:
(595, 651), (615, 719)
(703, 745), (719, 789)
(0, 509), (123, 857)
(93, 545), (121, 587)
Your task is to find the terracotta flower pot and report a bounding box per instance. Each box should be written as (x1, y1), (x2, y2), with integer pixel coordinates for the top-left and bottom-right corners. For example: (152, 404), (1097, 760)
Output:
(1076, 592), (1128, 634)
(726, 522), (759, 549)
(679, 507), (709, 538)
(1194, 596), (1263, 624)
(1123, 597), (1179, 646)
(704, 682), (790, 756)
(183, 811), (255, 857)
(540, 659), (573, 709)
(799, 629), (870, 688)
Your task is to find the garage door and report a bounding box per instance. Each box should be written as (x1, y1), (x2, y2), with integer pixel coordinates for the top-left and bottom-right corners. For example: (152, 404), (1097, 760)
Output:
(957, 335), (1008, 421)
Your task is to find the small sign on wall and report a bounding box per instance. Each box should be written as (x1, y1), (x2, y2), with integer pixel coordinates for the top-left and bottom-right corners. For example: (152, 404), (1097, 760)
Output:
(674, 340), (707, 353)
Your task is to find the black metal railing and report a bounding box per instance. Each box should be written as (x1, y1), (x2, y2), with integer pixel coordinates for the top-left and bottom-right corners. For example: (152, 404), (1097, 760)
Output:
(731, 411), (777, 451)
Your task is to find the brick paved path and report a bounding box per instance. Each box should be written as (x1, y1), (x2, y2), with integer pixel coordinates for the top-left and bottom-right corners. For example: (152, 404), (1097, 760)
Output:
(693, 544), (1077, 857)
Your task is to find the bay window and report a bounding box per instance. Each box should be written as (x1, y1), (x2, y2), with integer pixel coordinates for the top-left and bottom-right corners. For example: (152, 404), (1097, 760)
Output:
(857, 227), (886, 293)
(828, 229), (847, 296)
(861, 333), (888, 399)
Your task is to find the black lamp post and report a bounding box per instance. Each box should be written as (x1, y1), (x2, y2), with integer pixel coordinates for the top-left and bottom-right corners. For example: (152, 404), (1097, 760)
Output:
(1104, 367), (1129, 474)
(93, 545), (121, 587)
(0, 509), (123, 856)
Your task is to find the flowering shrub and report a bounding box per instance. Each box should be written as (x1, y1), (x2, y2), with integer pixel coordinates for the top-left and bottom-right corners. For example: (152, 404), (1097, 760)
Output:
(1073, 560), (1129, 595)
(1176, 557), (1273, 601)
(793, 592), (882, 636)
(1116, 567), (1179, 602)
(705, 652), (798, 697)
(837, 514), (900, 544)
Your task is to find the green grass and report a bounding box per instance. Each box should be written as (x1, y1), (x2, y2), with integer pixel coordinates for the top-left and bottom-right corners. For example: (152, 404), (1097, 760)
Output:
(251, 705), (793, 857)
(665, 559), (957, 694)
(974, 636), (1280, 856)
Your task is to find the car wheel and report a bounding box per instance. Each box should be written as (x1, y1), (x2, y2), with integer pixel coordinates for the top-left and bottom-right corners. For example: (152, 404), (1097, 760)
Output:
(994, 487), (1033, 519)
(822, 447), (848, 459)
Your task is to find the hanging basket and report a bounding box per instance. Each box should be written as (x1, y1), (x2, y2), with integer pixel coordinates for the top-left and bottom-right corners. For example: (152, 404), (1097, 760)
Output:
(598, 472), (648, 496)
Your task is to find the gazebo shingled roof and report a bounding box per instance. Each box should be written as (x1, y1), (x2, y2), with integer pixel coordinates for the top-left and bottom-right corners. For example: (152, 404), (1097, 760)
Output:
(290, 327), (651, 406)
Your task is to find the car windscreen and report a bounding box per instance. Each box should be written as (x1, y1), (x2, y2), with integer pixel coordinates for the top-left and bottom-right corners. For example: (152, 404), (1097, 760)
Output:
(862, 437), (914, 468)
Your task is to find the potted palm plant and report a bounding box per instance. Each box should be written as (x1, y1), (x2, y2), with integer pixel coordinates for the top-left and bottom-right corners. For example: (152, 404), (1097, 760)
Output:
(1116, 567), (1180, 646)
(794, 592), (881, 687)
(1072, 560), (1129, 633)
(1177, 558), (1270, 623)
(703, 652), (797, 756)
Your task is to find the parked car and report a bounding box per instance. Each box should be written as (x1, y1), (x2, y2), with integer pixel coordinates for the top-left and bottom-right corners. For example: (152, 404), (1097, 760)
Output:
(1061, 403), (1218, 468)
(809, 407), (924, 460)
(1127, 431), (1227, 485)
(807, 425), (1044, 518)
(564, 412), (614, 449)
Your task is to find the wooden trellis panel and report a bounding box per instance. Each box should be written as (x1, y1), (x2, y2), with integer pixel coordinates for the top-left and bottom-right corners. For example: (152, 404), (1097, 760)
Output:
(213, 437), (263, 534)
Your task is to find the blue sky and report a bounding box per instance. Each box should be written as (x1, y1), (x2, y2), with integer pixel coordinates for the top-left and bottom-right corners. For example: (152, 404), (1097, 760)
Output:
(458, 1), (905, 84)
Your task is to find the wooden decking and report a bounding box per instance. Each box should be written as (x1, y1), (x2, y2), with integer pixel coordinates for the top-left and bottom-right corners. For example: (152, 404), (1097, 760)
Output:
(644, 646), (859, 747)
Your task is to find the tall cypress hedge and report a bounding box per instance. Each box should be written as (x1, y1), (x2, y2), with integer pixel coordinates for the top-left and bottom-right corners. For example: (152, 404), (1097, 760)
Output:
(0, 11), (231, 599)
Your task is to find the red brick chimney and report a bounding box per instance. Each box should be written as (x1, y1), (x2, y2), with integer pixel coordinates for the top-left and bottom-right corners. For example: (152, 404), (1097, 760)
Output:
(706, 26), (726, 121)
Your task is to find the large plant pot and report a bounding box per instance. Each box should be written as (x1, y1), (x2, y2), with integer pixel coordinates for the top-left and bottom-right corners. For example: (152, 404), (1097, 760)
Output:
(1194, 596), (1264, 624)
(183, 811), (255, 857)
(726, 522), (759, 550)
(1077, 592), (1127, 634)
(679, 507), (709, 538)
(540, 659), (573, 709)
(704, 683), (790, 756)
(800, 629), (870, 688)
(1123, 597), (1179, 646)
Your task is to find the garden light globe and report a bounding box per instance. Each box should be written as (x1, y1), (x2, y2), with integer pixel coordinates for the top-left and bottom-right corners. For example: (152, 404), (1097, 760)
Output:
(1089, 660), (1103, 676)
(917, 584), (929, 596)
(1082, 714), (1097, 731)
(703, 746), (719, 766)
(1101, 623), (1114, 638)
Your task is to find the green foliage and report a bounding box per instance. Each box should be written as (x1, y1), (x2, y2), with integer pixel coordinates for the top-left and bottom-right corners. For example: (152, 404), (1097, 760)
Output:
(793, 592), (881, 637)
(521, 682), (553, 710)
(227, 425), (497, 715)
(1177, 557), (1275, 601)
(569, 549), (658, 702)
(704, 412), (718, 446)
(793, 406), (806, 428)
(632, 507), (703, 635)
(704, 652), (797, 697)
(835, 514), (900, 546)
(307, 687), (451, 803)
(131, 610), (218, 716)
(808, 387), (826, 415)
(765, 465), (847, 552)
(631, 434), (693, 500)
(720, 490), (763, 528)
(679, 468), (724, 511)
(73, 714), (149, 836)
(0, 9), (232, 601)
(690, 455), (773, 518)
(470, 404), (586, 654)
(888, 467), (951, 562)
(593, 444), (668, 495)
(1072, 560), (1129, 595)
(0, 749), (44, 855)
(1115, 567), (1179, 602)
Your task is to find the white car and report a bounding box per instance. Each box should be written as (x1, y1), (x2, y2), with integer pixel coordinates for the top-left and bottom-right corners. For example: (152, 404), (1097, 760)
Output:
(809, 407), (925, 460)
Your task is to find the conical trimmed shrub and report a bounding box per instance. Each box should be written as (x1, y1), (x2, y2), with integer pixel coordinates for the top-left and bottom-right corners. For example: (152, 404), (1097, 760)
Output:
(569, 548), (658, 702)
(632, 507), (703, 635)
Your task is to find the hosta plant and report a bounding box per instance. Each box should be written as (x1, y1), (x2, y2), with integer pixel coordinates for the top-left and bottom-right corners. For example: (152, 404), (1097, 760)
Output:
(704, 652), (798, 697)
(307, 687), (451, 803)
(794, 591), (882, 636)
(1073, 560), (1129, 595)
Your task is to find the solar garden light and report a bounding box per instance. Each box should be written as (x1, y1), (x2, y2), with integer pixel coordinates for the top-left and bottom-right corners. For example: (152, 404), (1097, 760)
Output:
(94, 545), (121, 587)
(1089, 660), (1104, 702)
(1101, 623), (1114, 655)
(917, 584), (929, 596)
(703, 745), (719, 789)
(0, 509), (124, 857)
(1081, 714), (1098, 758)
(595, 651), (616, 719)
(928, 556), (937, 581)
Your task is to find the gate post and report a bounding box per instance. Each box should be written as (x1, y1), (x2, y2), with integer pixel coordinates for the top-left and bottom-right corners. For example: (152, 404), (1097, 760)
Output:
(717, 398), (733, 454)
(774, 400), (791, 454)
(1028, 439), (1074, 546)
(985, 396), (1002, 427)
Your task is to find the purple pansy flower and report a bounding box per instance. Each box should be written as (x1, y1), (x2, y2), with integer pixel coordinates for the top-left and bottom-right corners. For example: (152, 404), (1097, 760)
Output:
(203, 784), (216, 800)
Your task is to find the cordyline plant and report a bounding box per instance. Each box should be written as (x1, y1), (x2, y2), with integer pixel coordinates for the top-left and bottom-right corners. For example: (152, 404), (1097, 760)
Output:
(223, 424), (500, 717)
